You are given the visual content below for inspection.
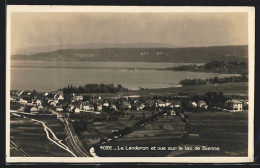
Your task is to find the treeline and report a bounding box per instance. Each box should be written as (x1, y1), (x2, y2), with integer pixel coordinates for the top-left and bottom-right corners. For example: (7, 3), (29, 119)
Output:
(179, 75), (248, 86)
(171, 64), (203, 71)
(169, 61), (248, 74)
(62, 84), (128, 94)
(204, 61), (246, 70)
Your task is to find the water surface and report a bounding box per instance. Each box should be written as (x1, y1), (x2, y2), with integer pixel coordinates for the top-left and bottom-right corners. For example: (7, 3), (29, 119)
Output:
(11, 61), (234, 91)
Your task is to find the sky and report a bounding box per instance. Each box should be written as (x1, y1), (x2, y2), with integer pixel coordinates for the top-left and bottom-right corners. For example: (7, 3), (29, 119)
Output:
(11, 12), (248, 51)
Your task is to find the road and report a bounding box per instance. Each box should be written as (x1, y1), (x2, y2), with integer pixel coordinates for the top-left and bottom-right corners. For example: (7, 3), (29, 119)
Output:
(11, 112), (77, 157)
(31, 118), (77, 157)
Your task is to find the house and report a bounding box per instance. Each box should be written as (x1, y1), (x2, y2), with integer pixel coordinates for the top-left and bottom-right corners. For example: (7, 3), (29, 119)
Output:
(44, 92), (49, 96)
(30, 106), (38, 112)
(110, 104), (117, 111)
(243, 100), (249, 110)
(82, 103), (94, 111)
(156, 51), (163, 55)
(54, 93), (64, 100)
(38, 105), (44, 110)
(122, 101), (131, 110)
(96, 104), (102, 111)
(226, 100), (243, 112)
(68, 105), (75, 112)
(145, 100), (154, 108)
(157, 101), (166, 108)
(56, 106), (63, 112)
(10, 97), (15, 102)
(136, 103), (145, 111)
(48, 99), (54, 103)
(19, 98), (28, 104)
(170, 110), (176, 116)
(191, 101), (197, 108)
(103, 102), (109, 107)
(35, 99), (42, 106)
(18, 91), (24, 96)
(73, 107), (80, 113)
(165, 101), (171, 107)
(50, 101), (57, 107)
(32, 102), (38, 107)
(76, 96), (83, 101)
(173, 101), (181, 108)
(198, 100), (208, 109)
(140, 51), (149, 55)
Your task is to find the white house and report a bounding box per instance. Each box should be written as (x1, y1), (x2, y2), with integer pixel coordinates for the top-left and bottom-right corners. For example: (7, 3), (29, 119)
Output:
(165, 102), (171, 107)
(191, 101), (197, 108)
(30, 106), (38, 112)
(137, 104), (145, 111)
(157, 102), (166, 108)
(19, 98), (28, 104)
(83, 104), (94, 111)
(96, 104), (102, 111)
(36, 100), (42, 106)
(76, 96), (83, 101)
(226, 100), (243, 112)
(73, 107), (80, 113)
(56, 107), (63, 112)
(103, 102), (109, 107)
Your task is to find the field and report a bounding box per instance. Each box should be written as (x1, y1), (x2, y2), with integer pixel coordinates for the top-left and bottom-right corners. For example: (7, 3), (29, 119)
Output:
(81, 111), (157, 149)
(93, 115), (187, 157)
(90, 111), (248, 157)
(10, 114), (72, 157)
(176, 111), (248, 156)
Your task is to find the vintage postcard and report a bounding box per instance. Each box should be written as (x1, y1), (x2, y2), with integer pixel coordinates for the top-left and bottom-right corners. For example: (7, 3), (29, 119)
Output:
(6, 6), (255, 163)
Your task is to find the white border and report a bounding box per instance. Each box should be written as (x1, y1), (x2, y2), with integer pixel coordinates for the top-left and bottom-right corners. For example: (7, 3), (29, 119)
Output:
(6, 5), (255, 163)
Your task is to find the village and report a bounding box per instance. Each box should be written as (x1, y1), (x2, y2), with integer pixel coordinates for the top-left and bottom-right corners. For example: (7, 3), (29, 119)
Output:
(10, 86), (248, 130)
(10, 89), (248, 118)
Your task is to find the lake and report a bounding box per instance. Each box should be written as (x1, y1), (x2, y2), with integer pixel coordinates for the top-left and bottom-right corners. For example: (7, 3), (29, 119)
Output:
(10, 61), (234, 92)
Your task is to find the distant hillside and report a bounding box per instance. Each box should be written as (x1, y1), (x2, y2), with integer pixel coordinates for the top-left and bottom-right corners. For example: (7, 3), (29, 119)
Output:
(11, 45), (248, 63)
(11, 42), (175, 55)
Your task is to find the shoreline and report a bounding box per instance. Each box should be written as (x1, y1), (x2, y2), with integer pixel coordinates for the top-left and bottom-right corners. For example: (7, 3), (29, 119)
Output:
(10, 82), (248, 97)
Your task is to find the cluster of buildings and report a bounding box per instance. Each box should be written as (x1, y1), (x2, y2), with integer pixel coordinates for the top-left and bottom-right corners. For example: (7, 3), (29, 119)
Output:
(140, 51), (167, 56)
(10, 89), (248, 114)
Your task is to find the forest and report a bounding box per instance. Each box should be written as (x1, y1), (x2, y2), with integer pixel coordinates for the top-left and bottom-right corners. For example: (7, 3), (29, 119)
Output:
(179, 75), (248, 86)
(62, 84), (128, 94)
